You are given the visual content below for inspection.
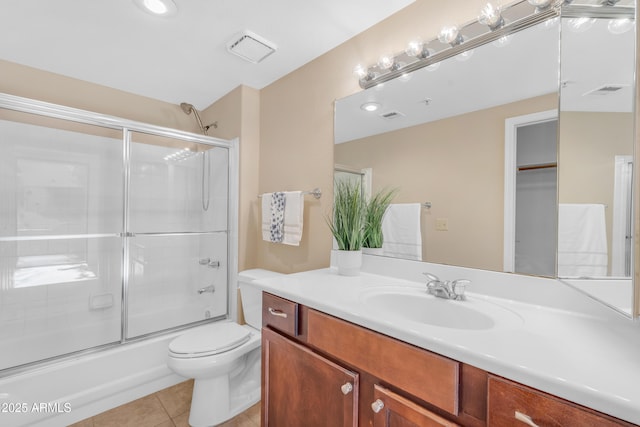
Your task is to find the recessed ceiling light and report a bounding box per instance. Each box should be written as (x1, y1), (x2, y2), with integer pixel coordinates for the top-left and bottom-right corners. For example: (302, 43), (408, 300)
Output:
(360, 102), (381, 112)
(133, 0), (177, 16)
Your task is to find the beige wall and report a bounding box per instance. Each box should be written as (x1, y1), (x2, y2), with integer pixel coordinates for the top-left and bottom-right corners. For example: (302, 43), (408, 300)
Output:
(0, 60), (197, 132)
(256, 0), (491, 273)
(202, 86), (261, 272)
(335, 94), (557, 271)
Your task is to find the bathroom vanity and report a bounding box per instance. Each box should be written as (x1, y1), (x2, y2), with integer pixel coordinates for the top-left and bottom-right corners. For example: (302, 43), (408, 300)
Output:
(252, 265), (640, 427)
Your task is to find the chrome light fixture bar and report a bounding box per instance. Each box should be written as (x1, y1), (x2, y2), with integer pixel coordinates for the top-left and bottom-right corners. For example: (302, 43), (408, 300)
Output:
(356, 0), (562, 89)
(356, 0), (634, 89)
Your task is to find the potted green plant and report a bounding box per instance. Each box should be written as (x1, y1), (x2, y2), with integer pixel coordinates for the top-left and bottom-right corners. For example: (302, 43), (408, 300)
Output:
(362, 188), (397, 255)
(327, 180), (365, 276)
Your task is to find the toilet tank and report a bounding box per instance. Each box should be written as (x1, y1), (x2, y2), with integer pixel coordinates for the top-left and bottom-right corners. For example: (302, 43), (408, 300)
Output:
(238, 269), (283, 329)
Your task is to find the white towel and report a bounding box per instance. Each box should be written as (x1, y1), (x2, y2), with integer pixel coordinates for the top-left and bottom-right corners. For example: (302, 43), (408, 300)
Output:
(558, 203), (608, 277)
(261, 191), (304, 246)
(381, 203), (422, 260)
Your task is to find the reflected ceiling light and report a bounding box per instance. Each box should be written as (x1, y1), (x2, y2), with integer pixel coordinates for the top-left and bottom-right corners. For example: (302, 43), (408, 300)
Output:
(478, 3), (504, 30)
(568, 17), (596, 32)
(133, 0), (177, 16)
(438, 26), (463, 46)
(608, 18), (634, 35)
(360, 102), (381, 112)
(492, 35), (512, 47)
(455, 50), (474, 62)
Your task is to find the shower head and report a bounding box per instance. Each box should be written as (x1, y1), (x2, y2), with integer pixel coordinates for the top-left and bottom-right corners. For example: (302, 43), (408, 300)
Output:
(180, 102), (194, 115)
(179, 102), (207, 135)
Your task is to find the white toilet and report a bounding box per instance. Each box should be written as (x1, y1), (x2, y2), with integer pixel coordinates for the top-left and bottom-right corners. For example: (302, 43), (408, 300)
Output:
(167, 269), (281, 427)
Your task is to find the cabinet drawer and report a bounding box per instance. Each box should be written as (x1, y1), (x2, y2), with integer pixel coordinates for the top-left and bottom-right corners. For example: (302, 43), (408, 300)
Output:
(488, 376), (635, 427)
(262, 293), (298, 336)
(307, 309), (459, 415)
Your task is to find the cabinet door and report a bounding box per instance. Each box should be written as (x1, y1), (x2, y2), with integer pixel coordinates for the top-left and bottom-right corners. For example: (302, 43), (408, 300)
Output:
(262, 327), (358, 427)
(371, 385), (461, 427)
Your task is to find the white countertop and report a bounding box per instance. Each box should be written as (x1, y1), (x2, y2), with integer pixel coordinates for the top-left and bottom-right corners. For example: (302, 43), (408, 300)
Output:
(250, 267), (640, 425)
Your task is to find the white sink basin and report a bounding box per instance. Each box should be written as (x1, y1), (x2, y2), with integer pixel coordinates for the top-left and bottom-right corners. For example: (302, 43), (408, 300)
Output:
(360, 287), (523, 331)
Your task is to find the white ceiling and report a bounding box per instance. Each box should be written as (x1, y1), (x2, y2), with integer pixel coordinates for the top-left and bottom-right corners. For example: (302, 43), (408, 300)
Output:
(0, 0), (414, 110)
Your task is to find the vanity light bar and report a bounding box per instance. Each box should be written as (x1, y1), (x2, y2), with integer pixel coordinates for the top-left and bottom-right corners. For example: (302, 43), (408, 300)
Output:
(356, 0), (559, 89)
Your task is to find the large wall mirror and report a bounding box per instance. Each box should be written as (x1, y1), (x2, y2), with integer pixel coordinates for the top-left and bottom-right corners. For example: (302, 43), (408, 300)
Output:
(334, 0), (636, 318)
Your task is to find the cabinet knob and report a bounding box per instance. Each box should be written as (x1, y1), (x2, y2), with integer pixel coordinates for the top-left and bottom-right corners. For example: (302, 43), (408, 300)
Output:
(340, 382), (353, 395)
(371, 399), (385, 413)
(515, 411), (540, 427)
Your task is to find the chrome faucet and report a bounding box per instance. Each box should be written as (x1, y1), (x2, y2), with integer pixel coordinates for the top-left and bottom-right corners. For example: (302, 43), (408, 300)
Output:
(422, 273), (469, 301)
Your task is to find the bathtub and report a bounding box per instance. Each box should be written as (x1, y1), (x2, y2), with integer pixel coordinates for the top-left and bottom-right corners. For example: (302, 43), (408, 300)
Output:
(0, 323), (215, 427)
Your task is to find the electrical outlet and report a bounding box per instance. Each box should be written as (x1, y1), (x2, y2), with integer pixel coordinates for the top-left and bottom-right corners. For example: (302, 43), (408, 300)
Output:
(435, 218), (448, 231)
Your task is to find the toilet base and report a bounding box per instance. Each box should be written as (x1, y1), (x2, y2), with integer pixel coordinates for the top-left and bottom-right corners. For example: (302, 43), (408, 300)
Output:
(189, 376), (229, 427)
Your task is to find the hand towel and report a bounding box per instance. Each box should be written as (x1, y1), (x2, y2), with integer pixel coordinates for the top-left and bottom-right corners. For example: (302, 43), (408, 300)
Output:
(558, 203), (608, 277)
(282, 191), (304, 246)
(262, 193), (284, 242)
(261, 191), (304, 245)
(381, 203), (422, 260)
(270, 192), (286, 242)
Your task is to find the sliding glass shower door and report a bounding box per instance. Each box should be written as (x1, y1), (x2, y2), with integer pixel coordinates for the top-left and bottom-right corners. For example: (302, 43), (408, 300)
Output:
(126, 132), (229, 338)
(0, 97), (232, 372)
(0, 111), (124, 370)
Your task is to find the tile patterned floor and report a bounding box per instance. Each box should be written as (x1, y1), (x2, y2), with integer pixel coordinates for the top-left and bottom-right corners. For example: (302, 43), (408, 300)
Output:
(70, 380), (260, 427)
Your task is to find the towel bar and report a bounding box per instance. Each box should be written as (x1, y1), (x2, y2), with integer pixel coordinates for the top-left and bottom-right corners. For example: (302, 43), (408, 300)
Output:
(258, 188), (322, 200)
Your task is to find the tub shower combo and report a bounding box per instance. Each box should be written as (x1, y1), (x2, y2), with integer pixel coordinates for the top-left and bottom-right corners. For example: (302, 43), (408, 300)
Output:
(0, 94), (237, 425)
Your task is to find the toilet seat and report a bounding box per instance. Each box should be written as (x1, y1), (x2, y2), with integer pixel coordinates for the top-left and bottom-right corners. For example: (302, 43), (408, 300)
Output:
(169, 322), (251, 358)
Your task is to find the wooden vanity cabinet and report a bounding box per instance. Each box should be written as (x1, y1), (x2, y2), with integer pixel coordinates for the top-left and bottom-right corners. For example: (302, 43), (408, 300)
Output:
(261, 292), (482, 427)
(261, 292), (636, 427)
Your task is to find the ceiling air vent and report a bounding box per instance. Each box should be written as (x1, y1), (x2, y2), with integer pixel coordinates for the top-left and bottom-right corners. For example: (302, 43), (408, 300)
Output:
(583, 84), (627, 96)
(227, 30), (277, 64)
(380, 111), (405, 120)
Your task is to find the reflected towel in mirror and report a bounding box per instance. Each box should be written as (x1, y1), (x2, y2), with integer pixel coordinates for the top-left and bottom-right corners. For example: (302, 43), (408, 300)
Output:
(558, 203), (608, 277)
(382, 203), (422, 260)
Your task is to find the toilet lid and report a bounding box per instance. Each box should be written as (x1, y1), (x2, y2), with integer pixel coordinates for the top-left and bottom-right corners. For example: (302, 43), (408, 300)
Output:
(169, 323), (251, 358)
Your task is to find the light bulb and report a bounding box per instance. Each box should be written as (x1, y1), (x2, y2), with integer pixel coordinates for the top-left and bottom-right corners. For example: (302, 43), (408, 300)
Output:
(478, 3), (504, 30)
(377, 54), (395, 70)
(353, 64), (368, 80)
(438, 26), (462, 46)
(405, 40), (429, 59)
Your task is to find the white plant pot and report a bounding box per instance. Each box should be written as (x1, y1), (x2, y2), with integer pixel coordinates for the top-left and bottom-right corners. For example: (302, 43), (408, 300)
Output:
(362, 247), (384, 256)
(335, 249), (362, 276)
